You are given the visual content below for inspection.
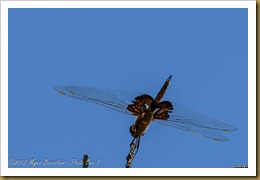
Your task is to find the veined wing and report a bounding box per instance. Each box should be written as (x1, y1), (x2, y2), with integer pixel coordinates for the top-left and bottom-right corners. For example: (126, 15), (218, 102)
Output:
(54, 86), (237, 141)
(155, 102), (237, 141)
(54, 85), (142, 115)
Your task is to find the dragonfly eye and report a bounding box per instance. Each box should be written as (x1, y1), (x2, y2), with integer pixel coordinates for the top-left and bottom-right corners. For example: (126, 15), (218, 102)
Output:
(129, 124), (137, 138)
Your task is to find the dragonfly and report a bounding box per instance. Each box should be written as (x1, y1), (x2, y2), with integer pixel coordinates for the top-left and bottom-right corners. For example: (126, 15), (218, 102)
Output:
(54, 75), (237, 164)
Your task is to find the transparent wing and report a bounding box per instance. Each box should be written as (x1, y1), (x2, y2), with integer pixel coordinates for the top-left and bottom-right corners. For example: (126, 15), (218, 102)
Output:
(54, 85), (237, 141)
(54, 85), (142, 115)
(155, 102), (237, 141)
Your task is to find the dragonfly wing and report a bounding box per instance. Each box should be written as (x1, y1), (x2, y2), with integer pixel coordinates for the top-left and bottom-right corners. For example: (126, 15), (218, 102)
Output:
(54, 85), (143, 116)
(155, 102), (237, 141)
(155, 120), (230, 141)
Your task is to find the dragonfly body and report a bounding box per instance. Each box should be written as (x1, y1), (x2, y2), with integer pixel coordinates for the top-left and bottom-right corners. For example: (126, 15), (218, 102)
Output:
(128, 75), (173, 138)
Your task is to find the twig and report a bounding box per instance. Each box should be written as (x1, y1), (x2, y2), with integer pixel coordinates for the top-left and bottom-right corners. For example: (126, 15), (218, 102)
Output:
(125, 141), (136, 168)
(83, 154), (89, 168)
(233, 165), (248, 168)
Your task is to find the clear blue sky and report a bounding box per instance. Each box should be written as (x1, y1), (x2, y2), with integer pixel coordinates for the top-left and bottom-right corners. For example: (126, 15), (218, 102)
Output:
(8, 8), (248, 168)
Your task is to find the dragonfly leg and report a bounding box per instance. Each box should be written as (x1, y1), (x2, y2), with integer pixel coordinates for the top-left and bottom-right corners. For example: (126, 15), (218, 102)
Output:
(134, 137), (141, 159)
(131, 137), (136, 145)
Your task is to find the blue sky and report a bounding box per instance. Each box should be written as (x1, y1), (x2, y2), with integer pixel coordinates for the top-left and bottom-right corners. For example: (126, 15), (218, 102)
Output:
(8, 8), (248, 168)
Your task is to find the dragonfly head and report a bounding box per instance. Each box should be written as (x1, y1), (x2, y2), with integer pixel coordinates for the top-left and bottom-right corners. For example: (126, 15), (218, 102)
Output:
(129, 124), (138, 138)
